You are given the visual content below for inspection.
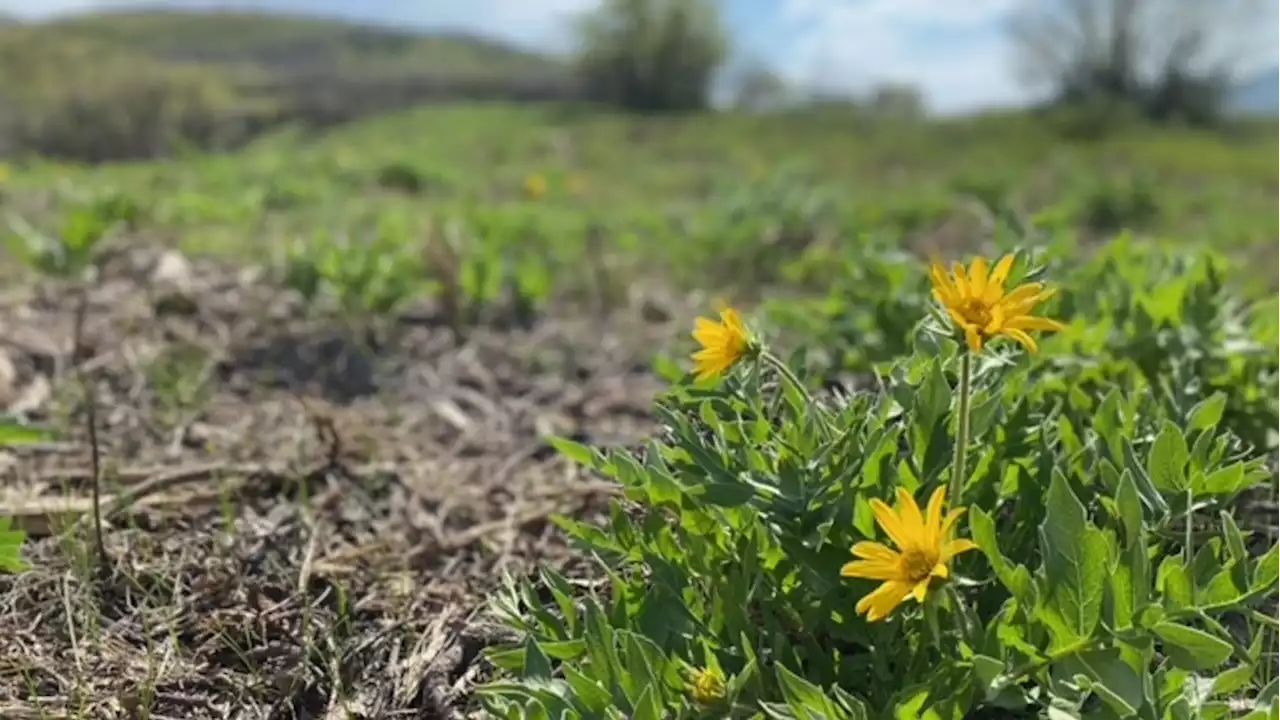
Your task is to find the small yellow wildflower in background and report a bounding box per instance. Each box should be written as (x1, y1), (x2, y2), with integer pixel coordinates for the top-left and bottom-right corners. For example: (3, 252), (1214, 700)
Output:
(0, 162), (10, 185)
(523, 172), (548, 200)
(691, 307), (752, 380)
(690, 666), (727, 706)
(841, 487), (977, 622)
(930, 254), (1065, 353)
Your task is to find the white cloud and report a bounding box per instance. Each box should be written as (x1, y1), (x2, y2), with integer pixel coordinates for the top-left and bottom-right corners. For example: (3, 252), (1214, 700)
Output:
(404, 0), (598, 49)
(775, 0), (1029, 114)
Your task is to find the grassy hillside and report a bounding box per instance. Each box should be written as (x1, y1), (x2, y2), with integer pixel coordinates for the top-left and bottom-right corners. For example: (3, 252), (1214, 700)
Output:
(38, 9), (564, 80)
(0, 10), (570, 160)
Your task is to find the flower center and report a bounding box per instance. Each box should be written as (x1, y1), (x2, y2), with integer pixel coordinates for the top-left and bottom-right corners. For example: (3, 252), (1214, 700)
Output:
(900, 547), (938, 583)
(960, 299), (992, 329)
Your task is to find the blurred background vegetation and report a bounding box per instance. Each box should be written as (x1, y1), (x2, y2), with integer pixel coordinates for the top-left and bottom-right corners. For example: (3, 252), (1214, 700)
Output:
(0, 0), (1274, 162)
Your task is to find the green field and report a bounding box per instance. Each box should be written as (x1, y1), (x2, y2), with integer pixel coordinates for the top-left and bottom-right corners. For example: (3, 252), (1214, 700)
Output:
(0, 13), (1276, 719)
(6, 104), (1277, 282)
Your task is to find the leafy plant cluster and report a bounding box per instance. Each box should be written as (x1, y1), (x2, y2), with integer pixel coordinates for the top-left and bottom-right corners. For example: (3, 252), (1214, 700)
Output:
(3, 189), (140, 280)
(764, 230), (1279, 455)
(478, 248), (1278, 719)
(278, 204), (579, 339)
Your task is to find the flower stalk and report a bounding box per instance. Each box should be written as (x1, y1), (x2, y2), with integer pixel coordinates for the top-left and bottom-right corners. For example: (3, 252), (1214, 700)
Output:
(761, 350), (814, 406)
(948, 350), (973, 510)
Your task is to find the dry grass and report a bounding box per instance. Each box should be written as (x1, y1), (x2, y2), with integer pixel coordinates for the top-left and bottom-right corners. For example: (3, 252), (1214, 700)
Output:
(0, 244), (675, 719)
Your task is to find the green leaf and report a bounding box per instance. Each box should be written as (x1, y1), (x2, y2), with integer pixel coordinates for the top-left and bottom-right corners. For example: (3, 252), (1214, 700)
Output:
(0, 420), (53, 447)
(1114, 471), (1144, 550)
(1152, 622), (1232, 671)
(1038, 470), (1109, 647)
(1147, 422), (1189, 492)
(1251, 543), (1278, 593)
(1156, 557), (1193, 610)
(1186, 393), (1227, 432)
(1208, 664), (1253, 698)
(853, 495), (876, 538)
(1198, 464), (1249, 496)
(1059, 647), (1145, 717)
(547, 436), (600, 469)
(563, 665), (614, 713)
(1122, 439), (1170, 518)
(914, 358), (951, 430)
(0, 518), (28, 574)
(970, 506), (1031, 601)
(522, 637), (553, 679)
(630, 684), (661, 720)
(776, 663), (843, 719)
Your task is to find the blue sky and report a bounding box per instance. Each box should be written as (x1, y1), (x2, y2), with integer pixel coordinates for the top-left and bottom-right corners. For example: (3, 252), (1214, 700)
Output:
(6, 0), (1278, 114)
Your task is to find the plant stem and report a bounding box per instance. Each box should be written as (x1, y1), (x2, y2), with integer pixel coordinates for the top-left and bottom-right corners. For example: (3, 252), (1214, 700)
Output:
(761, 350), (813, 405)
(1000, 638), (1105, 689)
(948, 351), (973, 510)
(944, 583), (978, 646)
(760, 350), (835, 437)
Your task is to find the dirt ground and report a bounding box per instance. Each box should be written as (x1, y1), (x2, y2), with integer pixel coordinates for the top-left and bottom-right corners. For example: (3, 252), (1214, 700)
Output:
(0, 246), (675, 719)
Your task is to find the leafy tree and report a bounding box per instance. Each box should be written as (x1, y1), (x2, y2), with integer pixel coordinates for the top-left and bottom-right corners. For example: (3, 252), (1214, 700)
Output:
(574, 0), (728, 112)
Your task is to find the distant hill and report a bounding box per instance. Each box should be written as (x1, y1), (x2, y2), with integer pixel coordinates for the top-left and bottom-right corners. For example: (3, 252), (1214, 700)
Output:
(1229, 68), (1279, 116)
(36, 9), (564, 80)
(0, 8), (573, 161)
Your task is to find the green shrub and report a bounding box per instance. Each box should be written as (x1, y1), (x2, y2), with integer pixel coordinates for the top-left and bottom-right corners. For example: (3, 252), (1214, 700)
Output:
(478, 246), (1278, 719)
(574, 0), (728, 112)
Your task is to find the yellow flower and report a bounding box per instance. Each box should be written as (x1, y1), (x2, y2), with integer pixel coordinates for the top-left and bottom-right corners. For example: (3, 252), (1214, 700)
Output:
(690, 666), (727, 706)
(691, 307), (751, 381)
(523, 172), (548, 199)
(841, 487), (978, 622)
(930, 254), (1065, 354)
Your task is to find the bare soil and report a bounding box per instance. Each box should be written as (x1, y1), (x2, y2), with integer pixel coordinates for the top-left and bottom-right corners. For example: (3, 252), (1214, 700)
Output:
(0, 246), (676, 719)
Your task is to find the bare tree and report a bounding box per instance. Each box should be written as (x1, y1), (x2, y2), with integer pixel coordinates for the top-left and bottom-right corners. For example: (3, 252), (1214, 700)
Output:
(1008, 0), (1271, 122)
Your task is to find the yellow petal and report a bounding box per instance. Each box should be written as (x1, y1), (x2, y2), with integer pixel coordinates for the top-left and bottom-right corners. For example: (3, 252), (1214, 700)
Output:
(840, 559), (901, 580)
(986, 254), (1016, 302)
(968, 257), (989, 300)
(1002, 327), (1039, 354)
(931, 288), (953, 312)
(946, 307), (971, 330)
(952, 262), (970, 298)
(984, 303), (1005, 335)
(1003, 316), (1066, 332)
(895, 487), (926, 540)
(930, 563), (949, 579)
(965, 327), (984, 353)
(939, 538), (978, 563)
(720, 308), (746, 336)
(692, 320), (726, 345)
(851, 541), (900, 562)
(1003, 288), (1058, 317)
(941, 507), (967, 538)
(692, 348), (728, 364)
(923, 486), (946, 549)
(910, 578), (931, 603)
(856, 580), (913, 622)
(999, 283), (1044, 307)
(930, 264), (959, 306)
(870, 498), (911, 549)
